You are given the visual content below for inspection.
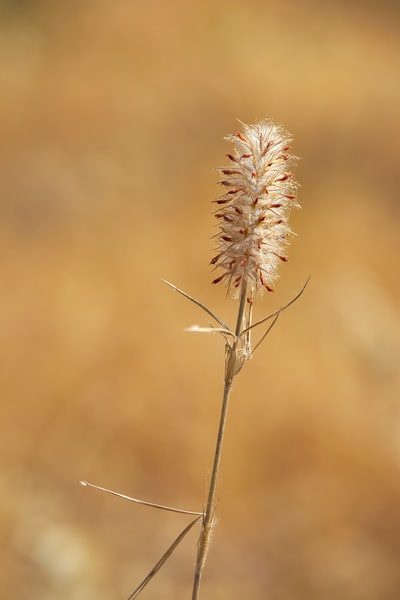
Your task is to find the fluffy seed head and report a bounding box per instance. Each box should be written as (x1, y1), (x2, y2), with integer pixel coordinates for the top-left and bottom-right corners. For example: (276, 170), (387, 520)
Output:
(211, 118), (299, 295)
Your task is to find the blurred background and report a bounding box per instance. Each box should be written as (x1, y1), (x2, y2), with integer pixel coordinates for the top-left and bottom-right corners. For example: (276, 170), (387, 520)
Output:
(1, 0), (400, 598)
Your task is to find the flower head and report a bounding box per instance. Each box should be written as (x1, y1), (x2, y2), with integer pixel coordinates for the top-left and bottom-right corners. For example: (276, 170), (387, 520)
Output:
(211, 118), (299, 295)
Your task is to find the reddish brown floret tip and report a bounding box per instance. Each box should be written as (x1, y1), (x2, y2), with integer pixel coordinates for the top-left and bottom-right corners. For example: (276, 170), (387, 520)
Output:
(212, 275), (225, 285)
(276, 173), (292, 182)
(235, 132), (248, 142)
(259, 271), (274, 292)
(222, 169), (241, 176)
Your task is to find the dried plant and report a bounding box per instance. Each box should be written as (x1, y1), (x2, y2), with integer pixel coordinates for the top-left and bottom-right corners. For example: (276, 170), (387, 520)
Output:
(81, 117), (304, 599)
(211, 119), (299, 295)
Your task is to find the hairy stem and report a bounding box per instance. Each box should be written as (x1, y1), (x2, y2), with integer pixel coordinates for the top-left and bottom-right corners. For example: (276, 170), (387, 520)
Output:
(191, 281), (248, 600)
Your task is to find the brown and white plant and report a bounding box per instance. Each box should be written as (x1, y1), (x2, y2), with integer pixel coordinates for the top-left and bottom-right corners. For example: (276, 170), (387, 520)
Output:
(81, 117), (305, 600)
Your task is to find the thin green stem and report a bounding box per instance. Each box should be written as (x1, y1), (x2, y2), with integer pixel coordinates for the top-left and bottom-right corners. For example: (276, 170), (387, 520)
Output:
(191, 281), (248, 600)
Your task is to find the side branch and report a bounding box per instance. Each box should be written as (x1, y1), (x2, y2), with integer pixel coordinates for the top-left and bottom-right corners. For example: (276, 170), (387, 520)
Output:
(162, 280), (231, 332)
(241, 276), (310, 336)
(128, 516), (202, 600)
(80, 481), (202, 516)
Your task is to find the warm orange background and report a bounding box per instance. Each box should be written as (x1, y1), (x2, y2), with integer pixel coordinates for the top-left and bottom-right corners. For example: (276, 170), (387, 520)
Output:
(1, 1), (400, 599)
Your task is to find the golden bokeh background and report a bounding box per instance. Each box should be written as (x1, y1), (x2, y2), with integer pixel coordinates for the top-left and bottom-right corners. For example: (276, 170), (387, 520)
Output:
(1, 1), (400, 598)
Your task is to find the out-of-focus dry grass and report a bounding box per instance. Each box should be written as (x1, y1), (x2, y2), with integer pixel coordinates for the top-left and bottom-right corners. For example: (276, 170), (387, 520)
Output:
(1, 1), (400, 598)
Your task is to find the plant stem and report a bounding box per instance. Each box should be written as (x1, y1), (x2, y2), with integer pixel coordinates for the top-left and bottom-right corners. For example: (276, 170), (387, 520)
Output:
(191, 281), (248, 600)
